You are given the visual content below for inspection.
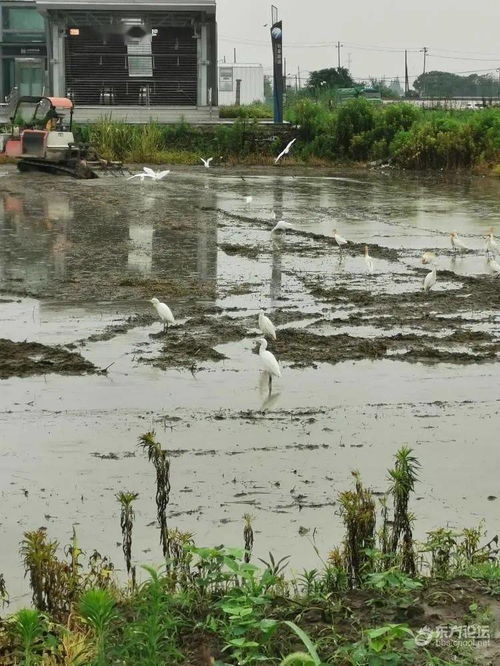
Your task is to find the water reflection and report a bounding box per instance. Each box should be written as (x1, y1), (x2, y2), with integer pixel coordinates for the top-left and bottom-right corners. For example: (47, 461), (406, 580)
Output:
(0, 186), (219, 301)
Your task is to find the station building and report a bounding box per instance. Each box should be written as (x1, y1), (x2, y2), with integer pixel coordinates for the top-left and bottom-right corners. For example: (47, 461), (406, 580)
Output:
(0, 0), (217, 121)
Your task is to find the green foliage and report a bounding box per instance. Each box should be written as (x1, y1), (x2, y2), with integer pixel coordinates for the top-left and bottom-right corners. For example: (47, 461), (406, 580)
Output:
(78, 588), (116, 665)
(220, 102), (272, 119)
(364, 569), (423, 593)
(282, 622), (322, 665)
(308, 67), (354, 90)
(414, 70), (497, 98)
(74, 103), (500, 170)
(10, 608), (46, 666)
(348, 623), (416, 665)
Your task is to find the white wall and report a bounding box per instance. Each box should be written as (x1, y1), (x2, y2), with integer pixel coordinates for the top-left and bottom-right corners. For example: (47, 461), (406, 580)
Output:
(218, 64), (264, 106)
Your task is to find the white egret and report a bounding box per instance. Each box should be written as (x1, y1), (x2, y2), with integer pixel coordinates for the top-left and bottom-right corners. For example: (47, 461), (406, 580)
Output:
(272, 220), (293, 233)
(423, 263), (437, 292)
(258, 310), (277, 340)
(487, 256), (500, 274)
(275, 138), (297, 164)
(258, 338), (281, 392)
(143, 167), (170, 181)
(485, 229), (499, 256)
(364, 246), (374, 273)
(333, 229), (348, 249)
(127, 172), (153, 182)
(421, 251), (436, 264)
(450, 232), (469, 252)
(245, 196), (253, 204)
(200, 157), (213, 168)
(150, 297), (175, 329)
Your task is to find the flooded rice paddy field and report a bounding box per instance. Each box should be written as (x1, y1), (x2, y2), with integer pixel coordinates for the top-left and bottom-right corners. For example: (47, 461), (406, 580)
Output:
(0, 165), (499, 605)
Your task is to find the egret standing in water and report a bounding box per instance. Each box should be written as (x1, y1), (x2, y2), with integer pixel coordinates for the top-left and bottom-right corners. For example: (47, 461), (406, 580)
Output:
(450, 232), (469, 253)
(333, 229), (348, 250)
(423, 257), (437, 292)
(485, 229), (499, 256)
(487, 256), (500, 275)
(364, 246), (374, 273)
(258, 310), (277, 340)
(150, 297), (175, 329)
(272, 220), (293, 234)
(258, 338), (281, 392)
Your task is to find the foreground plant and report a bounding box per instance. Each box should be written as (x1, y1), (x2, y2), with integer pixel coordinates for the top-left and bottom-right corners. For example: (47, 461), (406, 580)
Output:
(116, 491), (139, 576)
(388, 447), (420, 574)
(11, 608), (45, 666)
(139, 432), (171, 559)
(78, 589), (116, 665)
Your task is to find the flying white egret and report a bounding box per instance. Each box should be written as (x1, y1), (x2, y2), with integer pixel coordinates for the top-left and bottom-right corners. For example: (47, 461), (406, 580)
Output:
(258, 338), (281, 392)
(421, 251), (436, 265)
(485, 229), (499, 256)
(200, 157), (213, 168)
(143, 167), (170, 181)
(275, 138), (297, 164)
(423, 262), (437, 292)
(150, 297), (175, 329)
(364, 246), (374, 273)
(450, 232), (469, 252)
(487, 256), (500, 274)
(333, 229), (348, 249)
(272, 220), (293, 233)
(127, 172), (153, 182)
(258, 310), (277, 340)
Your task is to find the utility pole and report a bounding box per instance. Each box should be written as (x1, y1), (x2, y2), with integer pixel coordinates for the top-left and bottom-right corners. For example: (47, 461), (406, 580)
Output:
(420, 46), (428, 74)
(497, 68), (500, 99)
(297, 66), (301, 89)
(347, 53), (352, 70)
(233, 48), (237, 63)
(404, 50), (409, 95)
(336, 41), (343, 69)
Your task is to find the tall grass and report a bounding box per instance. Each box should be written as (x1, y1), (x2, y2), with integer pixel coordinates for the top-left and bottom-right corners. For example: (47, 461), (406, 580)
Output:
(74, 102), (500, 169)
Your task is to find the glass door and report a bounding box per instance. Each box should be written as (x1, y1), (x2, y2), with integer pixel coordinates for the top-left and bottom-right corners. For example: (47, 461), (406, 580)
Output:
(15, 59), (45, 97)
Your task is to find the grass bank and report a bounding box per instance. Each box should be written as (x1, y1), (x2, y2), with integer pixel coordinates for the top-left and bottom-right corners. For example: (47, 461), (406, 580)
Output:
(74, 101), (500, 172)
(0, 440), (498, 665)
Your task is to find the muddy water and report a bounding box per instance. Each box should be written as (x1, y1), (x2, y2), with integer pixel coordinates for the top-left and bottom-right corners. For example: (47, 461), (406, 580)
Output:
(1, 165), (499, 607)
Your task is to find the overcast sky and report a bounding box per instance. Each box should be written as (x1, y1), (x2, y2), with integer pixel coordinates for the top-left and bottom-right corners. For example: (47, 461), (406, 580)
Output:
(216, 0), (500, 86)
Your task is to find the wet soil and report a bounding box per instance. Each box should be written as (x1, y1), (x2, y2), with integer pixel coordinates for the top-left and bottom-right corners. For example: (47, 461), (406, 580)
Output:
(181, 577), (500, 665)
(0, 338), (100, 379)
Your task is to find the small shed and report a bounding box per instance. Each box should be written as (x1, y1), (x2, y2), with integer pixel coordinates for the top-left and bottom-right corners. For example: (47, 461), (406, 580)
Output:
(218, 63), (264, 106)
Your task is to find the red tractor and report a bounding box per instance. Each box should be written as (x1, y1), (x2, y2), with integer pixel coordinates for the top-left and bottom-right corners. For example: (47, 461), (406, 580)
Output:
(0, 96), (121, 178)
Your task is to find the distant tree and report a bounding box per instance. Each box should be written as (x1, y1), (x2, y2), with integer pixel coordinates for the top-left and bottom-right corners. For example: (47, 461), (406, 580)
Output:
(414, 70), (497, 98)
(389, 77), (403, 97)
(308, 67), (354, 90)
(367, 77), (399, 99)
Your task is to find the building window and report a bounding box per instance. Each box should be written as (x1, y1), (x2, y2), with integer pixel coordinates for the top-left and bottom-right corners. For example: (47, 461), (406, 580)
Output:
(127, 40), (153, 77)
(2, 8), (45, 43)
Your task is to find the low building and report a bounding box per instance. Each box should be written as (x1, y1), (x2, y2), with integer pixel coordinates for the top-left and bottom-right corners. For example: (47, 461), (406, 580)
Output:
(1, 0), (218, 122)
(218, 63), (264, 106)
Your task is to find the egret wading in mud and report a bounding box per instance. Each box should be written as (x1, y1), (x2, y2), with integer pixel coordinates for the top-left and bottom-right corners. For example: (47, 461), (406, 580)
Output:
(275, 138), (297, 164)
(245, 196), (253, 204)
(150, 297), (175, 330)
(423, 258), (437, 292)
(450, 232), (469, 253)
(485, 229), (499, 256)
(200, 157), (213, 168)
(333, 229), (348, 250)
(272, 221), (293, 234)
(258, 310), (277, 340)
(487, 256), (500, 275)
(258, 338), (281, 393)
(364, 246), (374, 273)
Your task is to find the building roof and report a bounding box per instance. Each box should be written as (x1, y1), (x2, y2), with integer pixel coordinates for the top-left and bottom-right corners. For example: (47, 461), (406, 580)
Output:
(35, 0), (215, 10)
